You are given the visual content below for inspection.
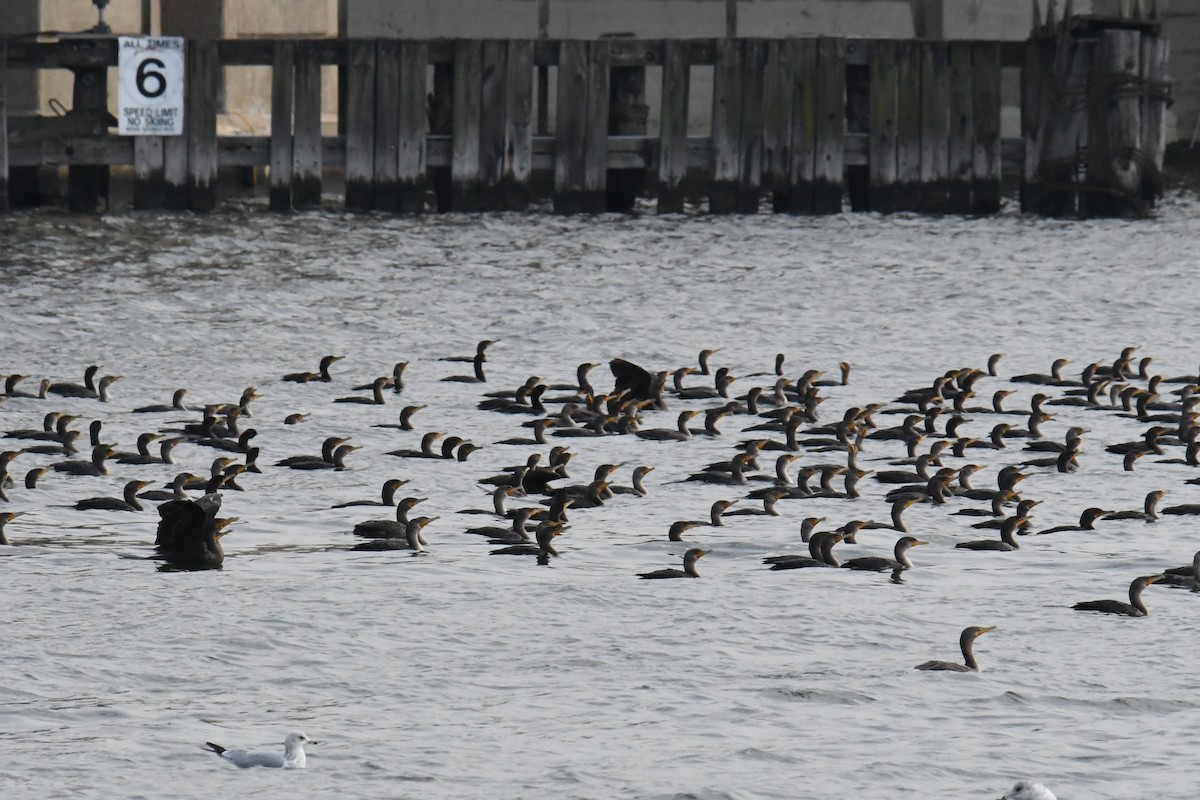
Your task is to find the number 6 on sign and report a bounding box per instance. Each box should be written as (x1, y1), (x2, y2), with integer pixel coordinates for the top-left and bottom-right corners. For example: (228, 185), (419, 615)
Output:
(118, 37), (185, 135)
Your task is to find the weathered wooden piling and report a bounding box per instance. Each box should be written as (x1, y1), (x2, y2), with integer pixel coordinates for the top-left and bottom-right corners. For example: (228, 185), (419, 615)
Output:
(971, 42), (1002, 213)
(0, 40), (8, 213)
(812, 37), (846, 214)
(292, 40), (323, 209)
(396, 41), (429, 212)
(344, 39), (375, 210)
(187, 39), (218, 212)
(269, 40), (295, 212)
(869, 40), (900, 213)
(501, 40), (532, 211)
(656, 40), (690, 214)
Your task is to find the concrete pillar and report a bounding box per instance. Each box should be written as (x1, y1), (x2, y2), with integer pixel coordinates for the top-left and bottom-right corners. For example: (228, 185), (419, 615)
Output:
(910, 0), (944, 38)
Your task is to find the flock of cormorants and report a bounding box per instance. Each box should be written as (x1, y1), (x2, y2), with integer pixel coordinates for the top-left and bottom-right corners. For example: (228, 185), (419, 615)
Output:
(2, 342), (1198, 680)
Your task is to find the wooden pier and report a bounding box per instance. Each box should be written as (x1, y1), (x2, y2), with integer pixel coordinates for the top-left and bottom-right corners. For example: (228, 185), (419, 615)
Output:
(0, 13), (1172, 217)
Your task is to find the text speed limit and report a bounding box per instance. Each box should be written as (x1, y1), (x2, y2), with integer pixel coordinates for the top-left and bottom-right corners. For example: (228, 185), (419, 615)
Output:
(118, 37), (185, 135)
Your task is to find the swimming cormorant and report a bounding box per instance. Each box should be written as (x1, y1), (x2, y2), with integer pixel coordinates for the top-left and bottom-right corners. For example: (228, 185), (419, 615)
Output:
(638, 548), (709, 579)
(1073, 575), (1163, 616)
(283, 355), (342, 383)
(74, 479), (154, 511)
(841, 536), (927, 572)
(154, 493), (227, 569)
(915, 625), (995, 672)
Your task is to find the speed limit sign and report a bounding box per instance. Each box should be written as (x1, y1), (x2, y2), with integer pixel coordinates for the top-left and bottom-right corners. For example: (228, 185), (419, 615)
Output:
(118, 37), (185, 135)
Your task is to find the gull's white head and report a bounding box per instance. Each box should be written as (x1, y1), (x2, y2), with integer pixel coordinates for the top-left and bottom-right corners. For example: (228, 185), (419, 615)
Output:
(1001, 781), (1056, 800)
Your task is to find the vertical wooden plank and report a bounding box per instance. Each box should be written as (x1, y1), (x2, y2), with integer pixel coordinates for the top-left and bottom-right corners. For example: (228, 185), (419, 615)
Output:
(582, 40), (610, 213)
(451, 40), (483, 210)
(868, 39), (899, 212)
(813, 36), (846, 214)
(762, 39), (793, 212)
(787, 38), (818, 214)
(133, 136), (164, 210)
(163, 40), (190, 211)
(971, 41), (1002, 214)
(607, 61), (648, 212)
(396, 41), (428, 213)
(657, 40), (690, 213)
(894, 40), (922, 211)
(1038, 35), (1090, 216)
(345, 39), (376, 210)
(503, 40), (533, 211)
(269, 40), (295, 212)
(372, 39), (401, 212)
(187, 39), (218, 212)
(163, 133), (189, 209)
(1089, 29), (1142, 216)
(1020, 37), (1052, 213)
(1139, 33), (1168, 178)
(478, 39), (508, 209)
(709, 38), (742, 213)
(918, 41), (949, 213)
(0, 41), (9, 213)
(945, 42), (973, 213)
(68, 65), (108, 212)
(736, 39), (765, 213)
(292, 40), (323, 210)
(554, 40), (589, 214)
(430, 62), (453, 211)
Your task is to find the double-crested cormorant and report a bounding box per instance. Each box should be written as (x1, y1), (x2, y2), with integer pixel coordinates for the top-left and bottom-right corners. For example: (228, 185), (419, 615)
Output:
(490, 521), (562, 556)
(283, 355), (342, 383)
(764, 531), (844, 569)
(915, 625), (996, 672)
(957, 516), (1023, 551)
(610, 358), (657, 403)
(334, 376), (388, 404)
(683, 453), (753, 485)
(638, 548), (709, 579)
(276, 436), (347, 468)
(440, 339), (495, 363)
(1073, 575), (1163, 616)
(635, 410), (699, 442)
(1000, 781), (1057, 800)
(205, 732), (313, 769)
(1011, 358), (1071, 385)
(74, 479), (154, 511)
(48, 364), (101, 397)
(371, 404), (426, 431)
(388, 431), (444, 459)
(842, 536), (927, 572)
(1104, 490), (1165, 522)
(154, 493), (227, 569)
(441, 353), (487, 383)
(1161, 551), (1200, 590)
(351, 517), (435, 551)
(1161, 501), (1200, 516)
(133, 388), (191, 413)
(52, 444), (114, 476)
(1036, 507), (1107, 535)
(287, 444), (358, 471)
(0, 511), (26, 545)
(353, 497), (427, 538)
(609, 465), (655, 496)
(466, 507), (537, 542)
(330, 478), (409, 509)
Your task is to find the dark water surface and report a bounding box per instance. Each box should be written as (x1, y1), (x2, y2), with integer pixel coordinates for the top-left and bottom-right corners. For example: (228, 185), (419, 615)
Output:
(1, 197), (1198, 799)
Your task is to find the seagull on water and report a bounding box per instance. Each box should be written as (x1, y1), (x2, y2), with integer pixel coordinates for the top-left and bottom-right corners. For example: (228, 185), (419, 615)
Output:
(1000, 781), (1056, 800)
(205, 731), (315, 768)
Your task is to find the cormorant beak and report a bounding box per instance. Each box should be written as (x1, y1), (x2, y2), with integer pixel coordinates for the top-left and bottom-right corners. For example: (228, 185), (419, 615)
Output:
(979, 626), (997, 634)
(914, 540), (930, 546)
(1147, 575), (1165, 584)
